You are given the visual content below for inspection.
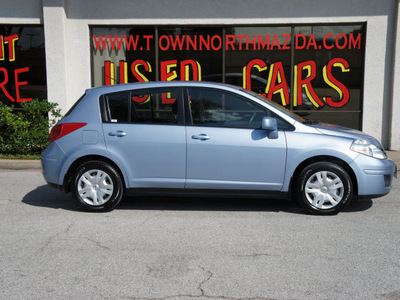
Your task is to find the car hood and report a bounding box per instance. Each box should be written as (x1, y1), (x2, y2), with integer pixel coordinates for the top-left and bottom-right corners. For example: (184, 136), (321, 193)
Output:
(310, 122), (380, 145)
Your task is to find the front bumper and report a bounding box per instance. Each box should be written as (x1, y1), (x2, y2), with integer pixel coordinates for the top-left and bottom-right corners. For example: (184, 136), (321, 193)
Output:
(350, 154), (397, 198)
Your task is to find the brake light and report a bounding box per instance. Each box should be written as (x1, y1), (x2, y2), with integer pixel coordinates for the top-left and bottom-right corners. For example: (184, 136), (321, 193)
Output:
(50, 123), (87, 143)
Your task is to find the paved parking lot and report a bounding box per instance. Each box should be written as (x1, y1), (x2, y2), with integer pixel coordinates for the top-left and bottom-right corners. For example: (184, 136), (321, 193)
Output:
(0, 167), (399, 300)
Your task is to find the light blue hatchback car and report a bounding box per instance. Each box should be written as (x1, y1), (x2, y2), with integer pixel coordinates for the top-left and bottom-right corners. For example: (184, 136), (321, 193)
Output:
(41, 81), (397, 214)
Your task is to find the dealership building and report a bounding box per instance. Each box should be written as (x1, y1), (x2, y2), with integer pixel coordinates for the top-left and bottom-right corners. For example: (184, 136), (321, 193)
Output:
(1, 0), (400, 150)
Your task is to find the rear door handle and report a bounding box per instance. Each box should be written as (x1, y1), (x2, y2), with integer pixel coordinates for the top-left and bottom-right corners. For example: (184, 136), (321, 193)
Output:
(191, 134), (210, 141)
(109, 130), (127, 137)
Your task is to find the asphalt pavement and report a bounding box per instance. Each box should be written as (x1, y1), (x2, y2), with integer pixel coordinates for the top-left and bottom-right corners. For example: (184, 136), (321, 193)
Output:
(0, 159), (399, 299)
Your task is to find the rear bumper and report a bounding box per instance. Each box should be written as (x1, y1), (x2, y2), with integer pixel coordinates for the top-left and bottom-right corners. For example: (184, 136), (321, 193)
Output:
(41, 142), (65, 186)
(350, 155), (397, 198)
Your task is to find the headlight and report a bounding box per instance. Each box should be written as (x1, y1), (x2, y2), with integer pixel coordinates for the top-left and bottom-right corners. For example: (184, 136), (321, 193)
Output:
(350, 139), (387, 159)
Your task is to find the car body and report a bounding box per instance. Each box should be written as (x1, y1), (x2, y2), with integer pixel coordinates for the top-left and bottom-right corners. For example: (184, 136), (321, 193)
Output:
(41, 81), (397, 214)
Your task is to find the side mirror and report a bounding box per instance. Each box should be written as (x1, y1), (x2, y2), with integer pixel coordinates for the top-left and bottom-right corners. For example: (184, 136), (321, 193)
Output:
(262, 117), (279, 139)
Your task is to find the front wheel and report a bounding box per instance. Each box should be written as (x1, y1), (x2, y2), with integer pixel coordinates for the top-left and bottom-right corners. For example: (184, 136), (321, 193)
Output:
(71, 161), (124, 212)
(295, 162), (353, 215)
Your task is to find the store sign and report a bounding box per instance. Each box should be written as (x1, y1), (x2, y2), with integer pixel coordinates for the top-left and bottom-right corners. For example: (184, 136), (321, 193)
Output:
(0, 26), (46, 105)
(91, 25), (364, 123)
(0, 34), (32, 102)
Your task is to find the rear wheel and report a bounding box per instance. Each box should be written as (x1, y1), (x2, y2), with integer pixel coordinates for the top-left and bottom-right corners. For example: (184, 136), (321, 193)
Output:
(71, 161), (123, 212)
(295, 162), (353, 215)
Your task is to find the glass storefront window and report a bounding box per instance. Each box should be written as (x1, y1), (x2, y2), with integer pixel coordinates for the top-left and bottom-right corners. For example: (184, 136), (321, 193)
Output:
(0, 25), (47, 106)
(293, 25), (364, 127)
(91, 24), (365, 129)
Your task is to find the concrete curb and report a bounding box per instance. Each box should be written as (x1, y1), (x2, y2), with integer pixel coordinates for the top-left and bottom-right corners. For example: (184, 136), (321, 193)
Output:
(1, 151), (399, 171)
(0, 159), (42, 170)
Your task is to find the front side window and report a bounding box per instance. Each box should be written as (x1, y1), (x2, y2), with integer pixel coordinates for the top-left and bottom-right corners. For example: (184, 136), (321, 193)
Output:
(188, 88), (267, 129)
(103, 87), (182, 124)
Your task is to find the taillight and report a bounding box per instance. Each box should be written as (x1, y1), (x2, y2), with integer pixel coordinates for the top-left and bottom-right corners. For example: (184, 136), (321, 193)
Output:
(50, 123), (87, 143)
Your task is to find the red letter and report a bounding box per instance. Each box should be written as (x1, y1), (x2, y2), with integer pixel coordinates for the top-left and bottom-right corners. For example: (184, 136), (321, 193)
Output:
(104, 61), (115, 85)
(124, 35), (139, 51)
(294, 61), (324, 107)
(160, 60), (178, 82)
(143, 35), (153, 50)
(225, 35), (236, 50)
(257, 34), (270, 50)
(186, 35), (197, 50)
(93, 35), (107, 51)
(4, 34), (18, 61)
(349, 33), (361, 50)
(306, 34), (318, 50)
(336, 33), (347, 50)
(131, 60), (152, 103)
(15, 67), (32, 102)
(246, 35), (257, 50)
(119, 60), (128, 84)
(108, 35), (124, 51)
(323, 58), (350, 108)
(0, 67), (15, 102)
(295, 34), (306, 50)
(181, 60), (202, 81)
(199, 35), (210, 50)
(242, 59), (267, 91)
(236, 35), (245, 50)
(265, 62), (290, 106)
(323, 33), (335, 50)
(131, 60), (152, 82)
(160, 60), (178, 104)
(169, 35), (185, 51)
(159, 35), (170, 51)
(282, 34), (291, 50)
(0, 35), (4, 60)
(270, 35), (281, 50)
(211, 35), (222, 51)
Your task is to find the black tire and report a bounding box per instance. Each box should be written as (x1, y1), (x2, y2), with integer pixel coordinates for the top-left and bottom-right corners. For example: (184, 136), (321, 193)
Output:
(295, 162), (353, 215)
(71, 161), (124, 212)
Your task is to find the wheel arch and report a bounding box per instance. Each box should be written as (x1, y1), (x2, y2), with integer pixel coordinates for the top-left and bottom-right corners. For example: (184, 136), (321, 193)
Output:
(289, 155), (358, 198)
(63, 155), (126, 193)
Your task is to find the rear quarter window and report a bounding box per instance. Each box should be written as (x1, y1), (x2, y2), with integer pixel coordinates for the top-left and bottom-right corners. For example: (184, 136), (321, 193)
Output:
(101, 87), (183, 125)
(64, 93), (86, 117)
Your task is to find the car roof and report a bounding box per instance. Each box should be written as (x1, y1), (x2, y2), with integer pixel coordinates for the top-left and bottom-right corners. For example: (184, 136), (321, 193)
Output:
(86, 81), (243, 95)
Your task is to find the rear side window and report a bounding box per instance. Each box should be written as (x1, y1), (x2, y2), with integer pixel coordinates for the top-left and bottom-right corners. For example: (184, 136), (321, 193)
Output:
(64, 93), (86, 118)
(102, 87), (182, 125)
(105, 91), (130, 123)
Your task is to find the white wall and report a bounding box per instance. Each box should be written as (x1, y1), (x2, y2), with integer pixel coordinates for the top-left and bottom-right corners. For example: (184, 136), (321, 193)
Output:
(390, 0), (400, 150)
(0, 0), (399, 149)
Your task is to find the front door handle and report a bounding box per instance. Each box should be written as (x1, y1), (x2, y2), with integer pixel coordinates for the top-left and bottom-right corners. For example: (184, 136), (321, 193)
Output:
(192, 134), (210, 141)
(109, 130), (127, 137)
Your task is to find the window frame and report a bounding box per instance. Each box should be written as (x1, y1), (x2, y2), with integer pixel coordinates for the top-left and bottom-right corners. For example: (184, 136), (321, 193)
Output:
(184, 87), (294, 131)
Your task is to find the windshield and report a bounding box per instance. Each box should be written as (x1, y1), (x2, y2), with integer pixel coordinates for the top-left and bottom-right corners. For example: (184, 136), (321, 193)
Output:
(241, 89), (306, 123)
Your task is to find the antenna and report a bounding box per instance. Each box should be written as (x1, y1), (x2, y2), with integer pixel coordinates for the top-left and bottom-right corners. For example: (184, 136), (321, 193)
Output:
(104, 73), (122, 85)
